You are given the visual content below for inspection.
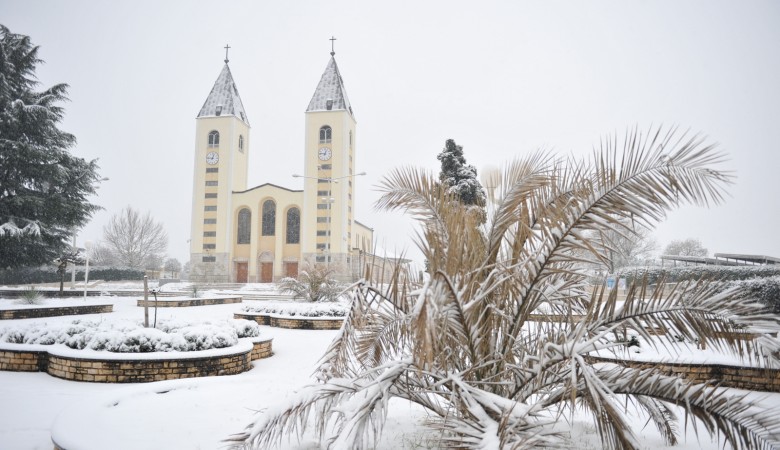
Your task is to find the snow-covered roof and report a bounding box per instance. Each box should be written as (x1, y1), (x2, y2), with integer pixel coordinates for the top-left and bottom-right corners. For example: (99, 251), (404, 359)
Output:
(306, 56), (353, 117)
(713, 253), (780, 265)
(197, 64), (249, 124)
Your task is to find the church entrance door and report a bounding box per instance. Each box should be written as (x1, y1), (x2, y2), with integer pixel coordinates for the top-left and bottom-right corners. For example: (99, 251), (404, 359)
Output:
(236, 263), (248, 283)
(260, 262), (273, 283)
(284, 262), (298, 278)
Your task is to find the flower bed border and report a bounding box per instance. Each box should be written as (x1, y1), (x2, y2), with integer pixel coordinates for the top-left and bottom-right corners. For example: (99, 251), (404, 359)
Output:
(136, 296), (242, 307)
(587, 356), (780, 392)
(0, 304), (113, 320)
(235, 312), (344, 330)
(0, 337), (272, 383)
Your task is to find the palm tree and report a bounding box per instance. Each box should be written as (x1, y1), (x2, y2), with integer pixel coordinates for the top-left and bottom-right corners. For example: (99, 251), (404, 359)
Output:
(231, 127), (780, 449)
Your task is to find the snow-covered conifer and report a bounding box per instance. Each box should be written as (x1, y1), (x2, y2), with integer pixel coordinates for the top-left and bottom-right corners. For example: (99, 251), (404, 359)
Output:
(0, 26), (101, 268)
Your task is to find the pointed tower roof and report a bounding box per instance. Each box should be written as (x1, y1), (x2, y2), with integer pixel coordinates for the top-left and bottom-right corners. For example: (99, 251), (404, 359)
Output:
(198, 64), (249, 124)
(306, 56), (353, 117)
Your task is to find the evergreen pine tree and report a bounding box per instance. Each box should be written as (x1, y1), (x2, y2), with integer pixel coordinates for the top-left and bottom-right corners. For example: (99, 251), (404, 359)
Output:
(436, 138), (486, 208)
(0, 26), (101, 269)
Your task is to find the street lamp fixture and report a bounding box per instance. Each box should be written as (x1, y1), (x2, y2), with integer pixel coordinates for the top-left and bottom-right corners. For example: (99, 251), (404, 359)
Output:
(83, 240), (93, 298)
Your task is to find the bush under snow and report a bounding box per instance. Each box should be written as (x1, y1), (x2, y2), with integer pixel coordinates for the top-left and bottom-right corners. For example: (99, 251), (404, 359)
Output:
(0, 318), (261, 353)
(243, 300), (349, 318)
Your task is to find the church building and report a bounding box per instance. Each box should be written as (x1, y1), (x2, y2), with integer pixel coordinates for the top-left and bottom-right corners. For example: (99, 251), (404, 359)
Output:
(189, 47), (374, 283)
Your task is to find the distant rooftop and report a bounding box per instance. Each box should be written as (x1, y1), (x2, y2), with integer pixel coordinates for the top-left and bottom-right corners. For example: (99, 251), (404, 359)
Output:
(306, 56), (353, 116)
(198, 64), (249, 124)
(713, 253), (780, 265)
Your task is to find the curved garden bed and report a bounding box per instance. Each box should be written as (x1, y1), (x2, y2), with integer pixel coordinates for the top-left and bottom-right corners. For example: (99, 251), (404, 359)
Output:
(0, 304), (113, 320)
(238, 300), (348, 330)
(136, 295), (242, 307)
(235, 312), (344, 330)
(0, 317), (273, 382)
(0, 337), (272, 382)
(587, 355), (780, 393)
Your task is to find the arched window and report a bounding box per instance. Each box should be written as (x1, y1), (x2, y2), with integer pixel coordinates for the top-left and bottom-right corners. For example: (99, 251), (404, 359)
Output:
(208, 130), (220, 147)
(262, 200), (276, 236)
(286, 207), (300, 244)
(238, 135), (244, 153)
(237, 208), (251, 244)
(319, 126), (332, 144)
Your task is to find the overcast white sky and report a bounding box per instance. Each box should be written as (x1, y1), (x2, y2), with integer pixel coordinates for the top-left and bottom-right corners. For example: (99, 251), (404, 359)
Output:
(3, 0), (779, 265)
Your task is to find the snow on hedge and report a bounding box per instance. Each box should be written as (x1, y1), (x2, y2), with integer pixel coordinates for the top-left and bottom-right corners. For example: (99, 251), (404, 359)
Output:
(243, 300), (350, 317)
(0, 318), (261, 353)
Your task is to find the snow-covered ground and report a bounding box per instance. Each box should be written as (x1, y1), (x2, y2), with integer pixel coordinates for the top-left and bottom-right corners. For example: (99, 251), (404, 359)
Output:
(0, 291), (776, 449)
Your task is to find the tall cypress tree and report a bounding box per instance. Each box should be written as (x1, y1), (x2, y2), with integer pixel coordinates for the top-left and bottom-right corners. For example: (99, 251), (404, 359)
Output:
(0, 26), (101, 269)
(437, 138), (486, 207)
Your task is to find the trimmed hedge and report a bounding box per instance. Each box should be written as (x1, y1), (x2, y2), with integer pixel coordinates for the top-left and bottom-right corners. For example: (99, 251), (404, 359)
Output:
(0, 267), (144, 285)
(734, 276), (780, 314)
(619, 265), (780, 314)
(621, 265), (780, 285)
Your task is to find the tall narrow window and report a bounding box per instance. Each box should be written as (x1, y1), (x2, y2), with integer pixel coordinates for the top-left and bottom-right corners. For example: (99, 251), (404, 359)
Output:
(208, 130), (220, 147)
(262, 200), (276, 236)
(286, 207), (300, 244)
(319, 125), (332, 143)
(238, 135), (244, 153)
(237, 208), (251, 244)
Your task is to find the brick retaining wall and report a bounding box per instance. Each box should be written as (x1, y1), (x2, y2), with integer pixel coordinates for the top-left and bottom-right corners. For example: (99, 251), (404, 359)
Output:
(235, 312), (344, 330)
(0, 348), (47, 371)
(47, 352), (251, 383)
(136, 296), (242, 307)
(587, 356), (780, 393)
(0, 338), (272, 383)
(0, 304), (113, 320)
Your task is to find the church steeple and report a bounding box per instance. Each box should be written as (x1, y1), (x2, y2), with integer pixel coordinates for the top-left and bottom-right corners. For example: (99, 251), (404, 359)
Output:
(198, 63), (249, 124)
(306, 56), (353, 117)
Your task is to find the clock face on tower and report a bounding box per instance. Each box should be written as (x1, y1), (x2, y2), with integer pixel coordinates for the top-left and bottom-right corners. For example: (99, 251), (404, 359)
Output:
(318, 147), (332, 161)
(206, 152), (219, 165)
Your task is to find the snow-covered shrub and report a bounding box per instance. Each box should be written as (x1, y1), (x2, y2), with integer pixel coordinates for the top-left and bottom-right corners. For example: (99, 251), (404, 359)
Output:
(621, 264), (780, 285)
(230, 319), (262, 338)
(17, 286), (43, 305)
(243, 301), (349, 318)
(179, 324), (237, 351)
(0, 318), (260, 353)
(1, 328), (25, 344)
(733, 275), (780, 313)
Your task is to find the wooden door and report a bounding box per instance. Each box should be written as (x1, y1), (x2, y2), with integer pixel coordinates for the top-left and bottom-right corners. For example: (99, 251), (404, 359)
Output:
(260, 262), (273, 283)
(236, 263), (248, 283)
(284, 262), (299, 278)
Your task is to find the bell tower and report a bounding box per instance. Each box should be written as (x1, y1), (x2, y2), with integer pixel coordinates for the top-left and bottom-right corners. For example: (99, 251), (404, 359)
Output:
(301, 50), (357, 270)
(190, 51), (250, 282)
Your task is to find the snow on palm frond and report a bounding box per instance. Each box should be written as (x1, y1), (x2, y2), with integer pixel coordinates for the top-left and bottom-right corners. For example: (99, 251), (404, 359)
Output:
(233, 127), (780, 450)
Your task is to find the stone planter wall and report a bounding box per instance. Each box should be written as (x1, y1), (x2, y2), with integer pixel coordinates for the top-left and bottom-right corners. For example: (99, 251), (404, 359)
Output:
(250, 338), (273, 360)
(0, 348), (46, 371)
(0, 338), (272, 383)
(588, 356), (780, 393)
(235, 312), (344, 330)
(137, 296), (242, 307)
(0, 304), (113, 320)
(46, 352), (250, 383)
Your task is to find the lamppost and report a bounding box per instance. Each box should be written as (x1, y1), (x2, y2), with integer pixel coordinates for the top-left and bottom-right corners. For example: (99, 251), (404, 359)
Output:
(292, 171), (366, 267)
(70, 176), (108, 289)
(83, 240), (92, 298)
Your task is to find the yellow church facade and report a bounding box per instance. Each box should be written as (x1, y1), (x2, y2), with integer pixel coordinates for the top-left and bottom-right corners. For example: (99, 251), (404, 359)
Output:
(189, 50), (373, 283)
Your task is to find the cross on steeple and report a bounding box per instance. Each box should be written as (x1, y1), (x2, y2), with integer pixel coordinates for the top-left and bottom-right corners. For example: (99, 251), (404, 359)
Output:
(330, 36), (336, 56)
(224, 44), (231, 63)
